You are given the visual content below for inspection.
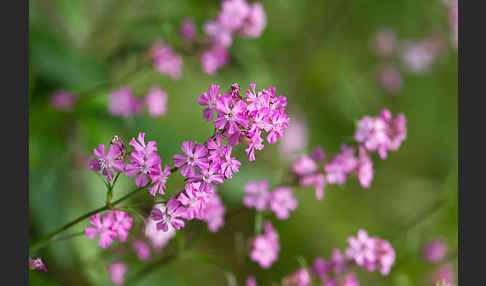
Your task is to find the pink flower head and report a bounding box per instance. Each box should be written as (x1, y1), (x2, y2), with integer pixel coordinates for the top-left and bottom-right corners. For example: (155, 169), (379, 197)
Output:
(108, 262), (127, 286)
(150, 41), (182, 79)
(173, 141), (210, 177)
(145, 86), (168, 117)
(214, 94), (249, 136)
(246, 276), (257, 286)
(199, 192), (226, 232)
(387, 112), (407, 151)
(292, 155), (318, 176)
(374, 28), (397, 56)
(356, 147), (374, 188)
(330, 248), (348, 275)
(311, 257), (331, 278)
(354, 115), (390, 157)
(204, 20), (233, 48)
(300, 173), (326, 200)
(112, 210), (133, 242)
(198, 84), (221, 121)
(207, 133), (227, 163)
(379, 66), (402, 95)
(267, 111), (289, 144)
(311, 146), (326, 162)
(178, 182), (207, 220)
(145, 209), (176, 251)
(50, 91), (78, 111)
(429, 263), (455, 286)
(373, 238), (395, 275)
(219, 0), (250, 31)
(220, 146), (241, 179)
(422, 237), (448, 264)
(280, 117), (308, 156)
(325, 144), (358, 185)
(189, 162), (224, 192)
(125, 151), (162, 187)
(180, 18), (196, 41)
(270, 186), (297, 220)
(89, 144), (125, 181)
(29, 257), (47, 272)
(201, 46), (229, 75)
(149, 164), (171, 196)
(345, 229), (376, 268)
(401, 36), (444, 74)
(250, 221), (280, 268)
(341, 273), (359, 286)
(132, 240), (151, 260)
(150, 198), (186, 232)
(85, 213), (117, 249)
(244, 180), (271, 211)
(239, 2), (266, 38)
(283, 268), (311, 286)
(109, 87), (142, 117)
(129, 132), (158, 157)
(245, 128), (265, 162)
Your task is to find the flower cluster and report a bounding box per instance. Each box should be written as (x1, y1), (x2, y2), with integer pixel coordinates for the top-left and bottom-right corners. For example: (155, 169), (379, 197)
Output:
(50, 91), (78, 111)
(29, 257), (47, 272)
(291, 109), (406, 196)
(201, 0), (266, 74)
(243, 180), (297, 220)
(85, 211), (133, 249)
(250, 221), (280, 268)
(108, 86), (168, 118)
(149, 41), (183, 79)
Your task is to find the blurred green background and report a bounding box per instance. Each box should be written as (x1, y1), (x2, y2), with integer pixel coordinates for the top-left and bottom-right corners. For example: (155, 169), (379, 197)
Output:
(29, 0), (457, 285)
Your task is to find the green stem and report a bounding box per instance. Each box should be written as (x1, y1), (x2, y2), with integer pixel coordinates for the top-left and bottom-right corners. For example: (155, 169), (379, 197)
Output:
(29, 185), (148, 254)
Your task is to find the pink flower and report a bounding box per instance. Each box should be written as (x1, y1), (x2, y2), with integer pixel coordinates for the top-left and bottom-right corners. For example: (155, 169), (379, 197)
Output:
(374, 28), (397, 56)
(150, 198), (186, 232)
(189, 162), (224, 192)
(145, 210), (176, 251)
(325, 144), (358, 185)
(386, 112), (407, 151)
(267, 111), (289, 144)
(173, 141), (210, 177)
(311, 257), (331, 278)
(220, 146), (241, 179)
(150, 41), (182, 79)
(89, 144), (125, 181)
(132, 240), (151, 260)
(125, 152), (162, 187)
(373, 238), (395, 275)
(311, 146), (325, 162)
(178, 182), (207, 220)
(330, 248), (348, 275)
(354, 116), (390, 157)
(29, 257), (47, 272)
(280, 117), (308, 156)
(201, 46), (229, 75)
(270, 186), (297, 220)
(300, 173), (326, 200)
(108, 262), (127, 285)
(379, 66), (402, 95)
(244, 180), (271, 211)
(199, 191), (226, 232)
(149, 165), (171, 196)
(112, 210), (133, 242)
(283, 268), (310, 286)
(85, 213), (117, 249)
(204, 21), (233, 48)
(345, 229), (376, 267)
(401, 36), (444, 74)
(207, 133), (227, 163)
(245, 128), (264, 161)
(50, 91), (78, 111)
(239, 3), (266, 38)
(342, 273), (359, 286)
(356, 147), (374, 188)
(109, 87), (142, 117)
(292, 155), (318, 176)
(129, 132), (158, 157)
(180, 18), (196, 41)
(422, 238), (448, 264)
(145, 86), (168, 117)
(246, 276), (257, 286)
(198, 85), (221, 121)
(219, 0), (250, 31)
(110, 136), (126, 154)
(250, 221), (280, 268)
(214, 94), (249, 136)
(428, 263), (455, 286)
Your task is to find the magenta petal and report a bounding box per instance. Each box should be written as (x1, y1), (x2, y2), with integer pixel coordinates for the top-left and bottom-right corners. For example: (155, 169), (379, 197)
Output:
(85, 226), (98, 239)
(94, 144), (106, 158)
(180, 141), (195, 156)
(135, 173), (149, 187)
(173, 154), (187, 168)
(110, 160), (125, 173)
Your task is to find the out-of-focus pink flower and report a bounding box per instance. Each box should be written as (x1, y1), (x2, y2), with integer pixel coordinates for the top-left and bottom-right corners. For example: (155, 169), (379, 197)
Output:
(330, 249), (348, 275)
(244, 180), (271, 211)
(246, 275), (257, 286)
(219, 0), (250, 31)
(198, 191), (226, 232)
(109, 87), (142, 117)
(374, 28), (397, 56)
(428, 263), (455, 286)
(85, 213), (117, 249)
(29, 257), (47, 272)
(112, 211), (133, 243)
(204, 20), (233, 48)
(422, 238), (448, 264)
(108, 262), (127, 285)
(201, 46), (229, 75)
(145, 207), (176, 251)
(401, 36), (444, 74)
(356, 147), (374, 188)
(270, 186), (297, 220)
(250, 221), (280, 268)
(280, 117), (308, 156)
(50, 91), (78, 111)
(149, 41), (182, 79)
(341, 273), (359, 286)
(311, 146), (325, 162)
(180, 18), (196, 42)
(282, 268), (311, 286)
(379, 66), (403, 95)
(240, 2), (266, 38)
(145, 86), (168, 117)
(325, 144), (358, 185)
(292, 155), (318, 176)
(311, 257), (331, 279)
(132, 240), (151, 260)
